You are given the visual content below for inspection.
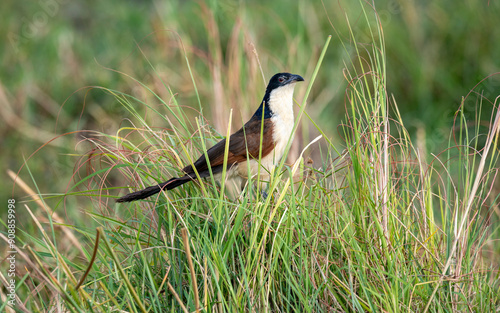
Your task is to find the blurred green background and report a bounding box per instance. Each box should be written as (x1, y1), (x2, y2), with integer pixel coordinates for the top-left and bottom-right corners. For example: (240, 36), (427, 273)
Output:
(2, 0), (499, 211)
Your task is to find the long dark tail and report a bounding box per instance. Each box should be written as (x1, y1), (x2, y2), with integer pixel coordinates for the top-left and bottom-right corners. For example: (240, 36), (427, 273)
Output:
(116, 176), (191, 203)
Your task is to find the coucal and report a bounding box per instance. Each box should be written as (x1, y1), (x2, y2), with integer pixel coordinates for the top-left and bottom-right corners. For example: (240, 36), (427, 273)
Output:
(117, 72), (304, 202)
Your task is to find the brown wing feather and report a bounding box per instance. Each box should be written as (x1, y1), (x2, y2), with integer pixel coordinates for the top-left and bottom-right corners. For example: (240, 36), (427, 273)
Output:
(182, 117), (275, 176)
(117, 118), (275, 202)
(228, 118), (275, 160)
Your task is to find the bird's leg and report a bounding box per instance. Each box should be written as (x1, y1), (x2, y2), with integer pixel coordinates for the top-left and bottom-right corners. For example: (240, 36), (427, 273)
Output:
(238, 177), (270, 200)
(258, 180), (270, 200)
(261, 190), (269, 200)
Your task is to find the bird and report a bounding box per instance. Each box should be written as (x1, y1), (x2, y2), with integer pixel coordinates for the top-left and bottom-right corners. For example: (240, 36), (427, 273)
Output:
(116, 72), (304, 203)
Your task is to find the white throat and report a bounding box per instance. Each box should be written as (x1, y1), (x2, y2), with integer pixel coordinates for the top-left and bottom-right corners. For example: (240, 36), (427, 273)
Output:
(267, 83), (297, 161)
(268, 83), (296, 120)
(234, 83), (298, 181)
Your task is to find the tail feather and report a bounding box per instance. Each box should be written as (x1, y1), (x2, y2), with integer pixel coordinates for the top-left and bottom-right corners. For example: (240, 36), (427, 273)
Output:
(116, 176), (191, 203)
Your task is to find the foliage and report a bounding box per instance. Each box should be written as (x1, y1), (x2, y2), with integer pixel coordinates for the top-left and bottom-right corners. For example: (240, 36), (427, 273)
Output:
(2, 1), (500, 312)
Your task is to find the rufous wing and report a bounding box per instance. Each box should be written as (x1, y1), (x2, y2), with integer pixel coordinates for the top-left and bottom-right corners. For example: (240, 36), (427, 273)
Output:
(182, 117), (275, 177)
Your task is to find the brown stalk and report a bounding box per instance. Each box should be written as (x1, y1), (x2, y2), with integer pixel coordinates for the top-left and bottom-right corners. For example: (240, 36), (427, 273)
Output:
(75, 228), (101, 290)
(181, 228), (201, 312)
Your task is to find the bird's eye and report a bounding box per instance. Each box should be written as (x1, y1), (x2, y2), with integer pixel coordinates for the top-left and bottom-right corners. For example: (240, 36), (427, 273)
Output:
(278, 77), (285, 83)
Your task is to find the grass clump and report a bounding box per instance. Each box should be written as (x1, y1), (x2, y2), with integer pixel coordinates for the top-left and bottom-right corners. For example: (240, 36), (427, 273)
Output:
(3, 2), (500, 312)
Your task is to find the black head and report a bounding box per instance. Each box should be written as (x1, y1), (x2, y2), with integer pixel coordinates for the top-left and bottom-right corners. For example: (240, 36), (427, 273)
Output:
(265, 73), (305, 93)
(252, 72), (304, 120)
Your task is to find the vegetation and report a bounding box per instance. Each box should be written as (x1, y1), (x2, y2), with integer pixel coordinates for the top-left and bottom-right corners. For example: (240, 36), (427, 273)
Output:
(1, 1), (499, 312)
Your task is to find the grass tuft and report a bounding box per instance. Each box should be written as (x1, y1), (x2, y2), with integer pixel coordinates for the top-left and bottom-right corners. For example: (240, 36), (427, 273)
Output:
(3, 2), (500, 312)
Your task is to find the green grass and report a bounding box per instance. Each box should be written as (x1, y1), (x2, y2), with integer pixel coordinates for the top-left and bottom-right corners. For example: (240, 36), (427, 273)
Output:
(2, 1), (500, 312)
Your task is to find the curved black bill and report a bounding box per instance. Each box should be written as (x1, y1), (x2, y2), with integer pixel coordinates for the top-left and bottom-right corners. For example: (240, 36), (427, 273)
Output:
(288, 74), (304, 84)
